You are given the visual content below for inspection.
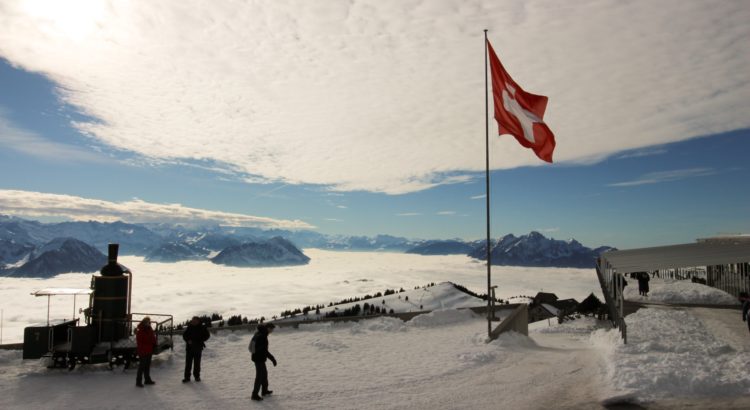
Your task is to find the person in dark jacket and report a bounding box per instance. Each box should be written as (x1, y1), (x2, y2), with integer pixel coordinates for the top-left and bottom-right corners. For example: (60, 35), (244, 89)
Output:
(135, 316), (157, 387)
(637, 272), (650, 297)
(741, 292), (750, 334)
(249, 323), (277, 401)
(183, 316), (211, 383)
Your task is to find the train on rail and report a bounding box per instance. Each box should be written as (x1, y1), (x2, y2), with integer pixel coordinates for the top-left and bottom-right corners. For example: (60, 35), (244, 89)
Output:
(23, 244), (173, 369)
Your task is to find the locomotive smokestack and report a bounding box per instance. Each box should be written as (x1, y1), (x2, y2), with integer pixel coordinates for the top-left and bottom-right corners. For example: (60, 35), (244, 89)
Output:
(100, 243), (127, 277)
(108, 243), (119, 264)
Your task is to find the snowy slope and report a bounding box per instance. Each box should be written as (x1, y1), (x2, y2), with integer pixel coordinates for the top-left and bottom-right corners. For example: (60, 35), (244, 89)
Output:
(276, 282), (487, 323)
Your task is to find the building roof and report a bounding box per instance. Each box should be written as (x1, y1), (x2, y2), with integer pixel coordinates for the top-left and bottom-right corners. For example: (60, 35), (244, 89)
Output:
(533, 292), (558, 304)
(550, 299), (579, 312)
(540, 303), (560, 317)
(600, 241), (750, 273)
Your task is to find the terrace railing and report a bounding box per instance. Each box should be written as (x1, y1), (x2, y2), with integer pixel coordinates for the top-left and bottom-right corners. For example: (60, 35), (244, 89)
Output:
(595, 259), (627, 344)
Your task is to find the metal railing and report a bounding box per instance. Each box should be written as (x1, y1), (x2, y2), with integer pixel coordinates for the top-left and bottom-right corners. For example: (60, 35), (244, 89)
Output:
(595, 260), (627, 344)
(128, 312), (174, 351)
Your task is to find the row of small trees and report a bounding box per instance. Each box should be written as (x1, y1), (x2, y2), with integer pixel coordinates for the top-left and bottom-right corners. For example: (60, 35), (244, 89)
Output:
(325, 303), (396, 318)
(176, 282), (455, 328)
(324, 287), (406, 308)
(278, 286), (415, 319)
(175, 313), (266, 330)
(451, 283), (505, 304)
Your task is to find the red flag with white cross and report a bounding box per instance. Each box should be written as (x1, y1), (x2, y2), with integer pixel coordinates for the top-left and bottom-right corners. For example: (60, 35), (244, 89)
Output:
(487, 40), (556, 163)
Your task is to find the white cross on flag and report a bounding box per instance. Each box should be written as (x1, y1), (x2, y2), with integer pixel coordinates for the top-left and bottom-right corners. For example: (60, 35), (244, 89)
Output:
(487, 40), (556, 163)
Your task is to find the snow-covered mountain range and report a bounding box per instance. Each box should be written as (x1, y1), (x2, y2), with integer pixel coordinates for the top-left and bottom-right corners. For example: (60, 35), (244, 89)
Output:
(0, 215), (613, 276)
(467, 232), (616, 269)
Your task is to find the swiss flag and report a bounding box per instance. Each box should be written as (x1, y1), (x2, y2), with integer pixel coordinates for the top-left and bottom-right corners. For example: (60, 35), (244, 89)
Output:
(487, 40), (555, 163)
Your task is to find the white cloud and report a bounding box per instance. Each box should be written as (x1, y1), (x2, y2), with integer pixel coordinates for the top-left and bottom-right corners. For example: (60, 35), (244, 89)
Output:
(437, 211), (456, 216)
(0, 189), (314, 229)
(536, 227), (559, 233)
(470, 194), (486, 200)
(607, 168), (716, 187)
(0, 1), (748, 194)
(397, 212), (421, 217)
(0, 111), (107, 163)
(616, 148), (668, 160)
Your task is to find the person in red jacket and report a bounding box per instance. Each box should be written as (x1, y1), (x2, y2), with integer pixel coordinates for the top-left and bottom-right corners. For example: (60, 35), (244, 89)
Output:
(135, 316), (157, 387)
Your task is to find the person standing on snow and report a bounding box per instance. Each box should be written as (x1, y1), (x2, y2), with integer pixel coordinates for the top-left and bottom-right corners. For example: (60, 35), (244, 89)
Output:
(249, 323), (277, 401)
(741, 292), (750, 334)
(637, 272), (650, 297)
(135, 316), (157, 388)
(183, 316), (211, 383)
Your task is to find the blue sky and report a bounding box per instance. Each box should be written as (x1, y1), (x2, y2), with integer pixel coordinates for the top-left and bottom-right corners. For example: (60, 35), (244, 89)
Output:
(0, 0), (748, 249)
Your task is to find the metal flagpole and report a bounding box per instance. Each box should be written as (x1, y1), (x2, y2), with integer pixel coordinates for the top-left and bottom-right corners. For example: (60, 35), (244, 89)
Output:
(484, 29), (492, 339)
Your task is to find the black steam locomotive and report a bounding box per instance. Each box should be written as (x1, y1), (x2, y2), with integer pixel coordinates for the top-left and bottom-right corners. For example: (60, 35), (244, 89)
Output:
(23, 244), (173, 369)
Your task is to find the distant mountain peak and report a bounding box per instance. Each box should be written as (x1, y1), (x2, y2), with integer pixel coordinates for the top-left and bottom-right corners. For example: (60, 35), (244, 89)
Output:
(469, 231), (611, 268)
(4, 237), (106, 278)
(211, 237), (310, 268)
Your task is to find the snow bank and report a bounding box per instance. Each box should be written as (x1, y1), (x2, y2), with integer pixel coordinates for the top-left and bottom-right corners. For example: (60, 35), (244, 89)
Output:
(593, 308), (750, 401)
(350, 316), (406, 333)
(624, 278), (739, 305)
(407, 308), (481, 328)
(0, 349), (21, 366)
(294, 308), (483, 334)
(536, 316), (608, 335)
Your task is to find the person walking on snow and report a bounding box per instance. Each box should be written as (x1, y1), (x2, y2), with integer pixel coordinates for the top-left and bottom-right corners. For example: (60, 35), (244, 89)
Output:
(135, 316), (157, 387)
(183, 316), (211, 383)
(249, 323), (277, 401)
